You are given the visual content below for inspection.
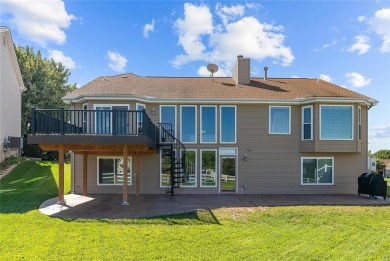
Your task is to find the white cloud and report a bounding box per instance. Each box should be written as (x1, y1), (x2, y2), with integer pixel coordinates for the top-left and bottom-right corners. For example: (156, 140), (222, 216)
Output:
(246, 2), (262, 10)
(347, 35), (371, 55)
(0, 0), (75, 46)
(370, 125), (390, 138)
(48, 50), (76, 69)
(216, 3), (245, 25)
(107, 51), (128, 73)
(369, 8), (390, 53)
(143, 19), (155, 38)
(357, 16), (366, 22)
(173, 3), (294, 72)
(345, 72), (371, 88)
(313, 39), (337, 52)
(172, 3), (213, 68)
(319, 74), (332, 82)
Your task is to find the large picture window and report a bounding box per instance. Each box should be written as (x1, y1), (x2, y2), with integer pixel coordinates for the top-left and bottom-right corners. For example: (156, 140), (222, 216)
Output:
(269, 106), (290, 134)
(320, 105), (353, 140)
(201, 106), (216, 143)
(220, 106), (236, 143)
(180, 106), (197, 143)
(97, 157), (132, 185)
(302, 105), (313, 140)
(160, 149), (175, 187)
(200, 150), (217, 187)
(160, 105), (176, 137)
(301, 157), (333, 185)
(181, 150), (197, 187)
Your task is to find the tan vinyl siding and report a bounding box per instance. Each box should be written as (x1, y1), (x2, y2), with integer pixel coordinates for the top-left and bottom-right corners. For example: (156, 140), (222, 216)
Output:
(72, 102), (368, 195)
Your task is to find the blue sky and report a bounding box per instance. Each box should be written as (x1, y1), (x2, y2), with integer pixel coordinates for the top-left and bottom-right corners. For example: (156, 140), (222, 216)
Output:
(1, 0), (389, 153)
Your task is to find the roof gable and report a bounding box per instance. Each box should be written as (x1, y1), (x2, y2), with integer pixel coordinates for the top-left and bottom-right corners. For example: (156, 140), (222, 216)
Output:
(0, 27), (25, 92)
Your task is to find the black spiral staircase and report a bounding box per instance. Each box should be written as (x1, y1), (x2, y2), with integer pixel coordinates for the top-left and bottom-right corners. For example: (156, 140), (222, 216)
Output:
(158, 123), (186, 196)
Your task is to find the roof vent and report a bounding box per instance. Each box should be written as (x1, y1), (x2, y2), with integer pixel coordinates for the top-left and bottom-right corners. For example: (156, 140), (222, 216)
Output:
(264, 67), (268, 80)
(122, 75), (128, 78)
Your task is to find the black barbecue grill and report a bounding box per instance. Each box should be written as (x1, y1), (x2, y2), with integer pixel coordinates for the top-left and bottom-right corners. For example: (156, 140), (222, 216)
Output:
(358, 173), (387, 199)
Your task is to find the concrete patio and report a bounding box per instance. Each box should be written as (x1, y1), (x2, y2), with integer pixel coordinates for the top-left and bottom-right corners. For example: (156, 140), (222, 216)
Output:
(39, 193), (389, 219)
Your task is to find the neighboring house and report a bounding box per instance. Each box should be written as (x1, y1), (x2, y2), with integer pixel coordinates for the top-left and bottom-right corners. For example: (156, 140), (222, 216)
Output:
(383, 159), (390, 178)
(368, 156), (376, 173)
(0, 27), (24, 162)
(28, 55), (378, 204)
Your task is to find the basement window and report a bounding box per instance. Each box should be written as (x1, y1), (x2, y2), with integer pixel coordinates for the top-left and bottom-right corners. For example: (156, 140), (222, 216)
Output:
(97, 157), (132, 185)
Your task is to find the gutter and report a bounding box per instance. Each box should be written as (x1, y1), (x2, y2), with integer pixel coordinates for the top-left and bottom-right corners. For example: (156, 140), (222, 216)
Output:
(63, 95), (379, 106)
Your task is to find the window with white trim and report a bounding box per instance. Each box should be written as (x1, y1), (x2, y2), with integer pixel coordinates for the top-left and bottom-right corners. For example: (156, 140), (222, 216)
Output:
(269, 106), (291, 134)
(181, 150), (197, 187)
(160, 149), (176, 187)
(160, 105), (176, 137)
(302, 105), (313, 140)
(301, 157), (333, 185)
(136, 103), (145, 134)
(97, 157), (132, 185)
(220, 106), (236, 143)
(200, 150), (217, 187)
(180, 105), (197, 143)
(320, 105), (353, 140)
(201, 106), (217, 143)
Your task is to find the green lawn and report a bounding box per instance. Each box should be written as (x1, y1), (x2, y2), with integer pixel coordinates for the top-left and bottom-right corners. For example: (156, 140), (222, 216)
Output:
(1, 161), (390, 260)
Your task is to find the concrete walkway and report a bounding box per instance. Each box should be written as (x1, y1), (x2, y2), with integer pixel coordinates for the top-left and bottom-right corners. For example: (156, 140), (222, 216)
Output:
(39, 193), (389, 219)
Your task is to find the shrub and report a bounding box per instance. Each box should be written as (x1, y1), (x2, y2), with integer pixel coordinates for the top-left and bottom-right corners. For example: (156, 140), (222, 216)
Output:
(0, 156), (26, 171)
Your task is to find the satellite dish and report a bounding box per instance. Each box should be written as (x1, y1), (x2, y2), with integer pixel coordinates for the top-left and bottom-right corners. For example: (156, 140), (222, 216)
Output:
(207, 63), (219, 78)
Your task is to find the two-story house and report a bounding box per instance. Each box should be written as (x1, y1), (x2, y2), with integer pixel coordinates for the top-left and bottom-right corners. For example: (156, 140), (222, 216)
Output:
(0, 27), (25, 162)
(28, 56), (378, 205)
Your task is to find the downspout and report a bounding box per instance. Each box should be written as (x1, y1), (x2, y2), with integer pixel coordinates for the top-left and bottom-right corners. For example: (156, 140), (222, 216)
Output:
(71, 103), (75, 194)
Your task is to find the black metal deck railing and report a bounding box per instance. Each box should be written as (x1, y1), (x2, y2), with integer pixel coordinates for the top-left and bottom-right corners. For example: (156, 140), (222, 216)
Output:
(31, 108), (158, 143)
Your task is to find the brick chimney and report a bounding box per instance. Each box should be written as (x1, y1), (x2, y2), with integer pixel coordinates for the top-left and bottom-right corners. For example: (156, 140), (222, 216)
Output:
(232, 55), (250, 85)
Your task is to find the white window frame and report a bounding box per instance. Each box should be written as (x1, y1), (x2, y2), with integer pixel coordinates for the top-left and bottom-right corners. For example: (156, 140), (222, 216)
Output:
(159, 148), (177, 188)
(180, 149), (197, 188)
(159, 105), (177, 138)
(200, 149), (218, 188)
(200, 105), (217, 144)
(97, 156), (132, 186)
(301, 105), (313, 141)
(319, 105), (354, 141)
(269, 106), (291, 135)
(358, 106), (362, 141)
(220, 105), (237, 144)
(301, 157), (334, 185)
(180, 105), (197, 144)
(136, 103), (146, 134)
(93, 104), (130, 134)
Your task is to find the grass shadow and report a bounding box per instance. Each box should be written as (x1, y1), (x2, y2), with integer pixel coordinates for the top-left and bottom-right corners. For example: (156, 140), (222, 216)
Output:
(56, 209), (221, 226)
(0, 160), (69, 214)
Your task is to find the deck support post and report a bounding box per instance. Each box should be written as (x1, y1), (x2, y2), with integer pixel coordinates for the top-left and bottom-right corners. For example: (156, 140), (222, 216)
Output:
(83, 153), (88, 196)
(136, 152), (140, 197)
(121, 145), (129, 205)
(58, 145), (65, 204)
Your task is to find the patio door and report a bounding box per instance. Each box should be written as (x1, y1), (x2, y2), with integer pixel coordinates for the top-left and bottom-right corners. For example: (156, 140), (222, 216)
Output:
(220, 156), (237, 193)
